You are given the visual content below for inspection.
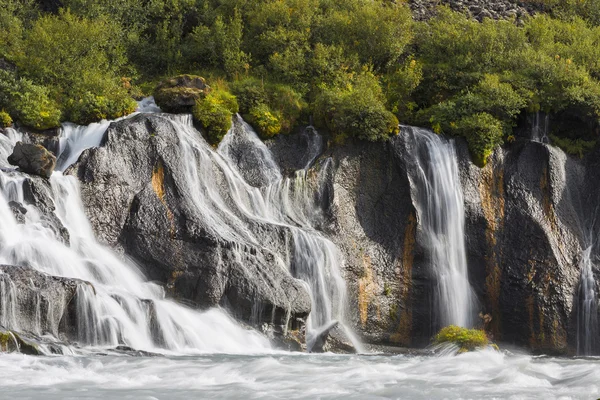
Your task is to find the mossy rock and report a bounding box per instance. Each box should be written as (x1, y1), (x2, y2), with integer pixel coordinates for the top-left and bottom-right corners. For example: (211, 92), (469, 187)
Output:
(434, 325), (491, 353)
(0, 330), (42, 355)
(154, 75), (211, 113)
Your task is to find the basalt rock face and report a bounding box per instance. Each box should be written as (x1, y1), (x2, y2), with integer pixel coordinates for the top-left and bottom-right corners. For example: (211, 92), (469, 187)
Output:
(304, 133), (586, 353)
(72, 113), (311, 331)
(72, 112), (590, 353)
(460, 140), (584, 354)
(0, 265), (87, 338)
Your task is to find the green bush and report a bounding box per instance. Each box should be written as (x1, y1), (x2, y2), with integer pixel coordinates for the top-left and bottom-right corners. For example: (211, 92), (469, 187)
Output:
(247, 103), (282, 138)
(232, 78), (305, 136)
(66, 90), (137, 125)
(192, 88), (239, 145)
(550, 134), (597, 158)
(456, 113), (504, 167)
(0, 70), (61, 130)
(434, 325), (489, 352)
(0, 110), (12, 127)
(314, 71), (399, 142)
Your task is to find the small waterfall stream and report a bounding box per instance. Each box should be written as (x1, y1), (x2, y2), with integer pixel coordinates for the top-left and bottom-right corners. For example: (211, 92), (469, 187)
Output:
(577, 247), (599, 355)
(404, 126), (475, 329)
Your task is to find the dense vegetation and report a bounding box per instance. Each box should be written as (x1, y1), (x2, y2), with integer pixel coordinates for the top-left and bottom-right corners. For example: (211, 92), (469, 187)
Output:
(1, 0), (600, 165)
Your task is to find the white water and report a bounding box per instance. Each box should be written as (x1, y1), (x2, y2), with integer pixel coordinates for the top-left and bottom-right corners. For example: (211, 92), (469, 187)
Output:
(577, 247), (598, 355)
(404, 126), (475, 328)
(0, 101), (270, 354)
(0, 350), (598, 399)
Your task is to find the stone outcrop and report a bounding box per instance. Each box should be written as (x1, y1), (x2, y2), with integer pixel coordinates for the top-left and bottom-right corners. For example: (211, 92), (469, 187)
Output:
(71, 111), (593, 354)
(153, 75), (210, 114)
(72, 113), (311, 332)
(8, 142), (56, 178)
(409, 0), (544, 22)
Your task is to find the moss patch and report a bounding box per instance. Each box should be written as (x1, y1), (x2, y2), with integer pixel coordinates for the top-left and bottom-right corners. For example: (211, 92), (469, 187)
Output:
(434, 325), (490, 352)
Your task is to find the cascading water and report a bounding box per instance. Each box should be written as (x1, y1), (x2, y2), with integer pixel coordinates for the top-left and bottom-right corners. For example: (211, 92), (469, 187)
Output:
(404, 126), (475, 329)
(576, 246), (599, 355)
(178, 114), (361, 350)
(0, 99), (360, 353)
(0, 102), (270, 354)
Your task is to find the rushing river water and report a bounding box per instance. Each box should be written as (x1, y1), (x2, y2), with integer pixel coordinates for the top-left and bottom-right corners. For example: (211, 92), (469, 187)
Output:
(0, 350), (599, 399)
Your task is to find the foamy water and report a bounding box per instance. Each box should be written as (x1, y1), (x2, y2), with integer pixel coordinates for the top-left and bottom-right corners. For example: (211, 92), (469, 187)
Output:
(0, 350), (597, 399)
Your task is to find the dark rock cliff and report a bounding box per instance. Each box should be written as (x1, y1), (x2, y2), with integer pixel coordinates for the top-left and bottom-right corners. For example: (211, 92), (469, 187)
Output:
(71, 113), (594, 353)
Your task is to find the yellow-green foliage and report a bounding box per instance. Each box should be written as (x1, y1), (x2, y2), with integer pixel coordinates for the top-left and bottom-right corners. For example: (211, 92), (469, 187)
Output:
(0, 110), (12, 127)
(434, 325), (489, 352)
(550, 135), (597, 158)
(232, 78), (306, 137)
(0, 70), (62, 130)
(314, 70), (400, 142)
(248, 103), (282, 139)
(192, 87), (239, 145)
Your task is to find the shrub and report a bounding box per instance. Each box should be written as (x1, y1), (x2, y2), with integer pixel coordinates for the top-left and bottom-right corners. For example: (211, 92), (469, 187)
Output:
(232, 78), (305, 136)
(314, 71), (399, 142)
(550, 134), (596, 158)
(247, 103), (282, 138)
(192, 88), (239, 145)
(66, 90), (137, 125)
(0, 110), (12, 127)
(434, 325), (489, 352)
(0, 70), (61, 130)
(456, 113), (504, 167)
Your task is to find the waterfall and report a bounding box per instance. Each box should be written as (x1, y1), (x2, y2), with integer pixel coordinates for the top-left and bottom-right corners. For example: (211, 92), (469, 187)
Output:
(0, 100), (360, 353)
(0, 103), (270, 354)
(577, 247), (599, 355)
(404, 126), (475, 329)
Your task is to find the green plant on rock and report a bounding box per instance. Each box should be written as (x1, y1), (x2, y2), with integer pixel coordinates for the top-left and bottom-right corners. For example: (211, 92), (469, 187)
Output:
(550, 134), (597, 158)
(314, 71), (399, 142)
(456, 113), (504, 167)
(434, 325), (490, 352)
(0, 110), (12, 127)
(192, 87), (239, 145)
(247, 103), (282, 139)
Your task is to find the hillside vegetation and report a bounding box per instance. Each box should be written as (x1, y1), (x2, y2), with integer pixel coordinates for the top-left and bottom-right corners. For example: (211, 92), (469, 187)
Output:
(1, 0), (600, 165)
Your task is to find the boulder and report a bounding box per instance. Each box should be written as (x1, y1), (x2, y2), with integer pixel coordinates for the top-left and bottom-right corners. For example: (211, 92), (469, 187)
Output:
(8, 142), (56, 178)
(309, 321), (357, 353)
(153, 75), (210, 113)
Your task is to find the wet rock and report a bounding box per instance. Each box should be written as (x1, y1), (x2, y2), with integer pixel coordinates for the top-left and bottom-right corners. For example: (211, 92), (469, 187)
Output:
(8, 201), (27, 223)
(0, 329), (43, 355)
(0, 265), (89, 338)
(73, 113), (312, 331)
(8, 142), (56, 178)
(309, 321), (357, 353)
(153, 75), (210, 114)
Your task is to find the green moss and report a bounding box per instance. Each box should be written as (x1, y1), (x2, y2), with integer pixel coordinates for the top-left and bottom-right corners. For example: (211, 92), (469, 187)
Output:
(0, 110), (12, 128)
(434, 325), (490, 352)
(192, 87), (239, 145)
